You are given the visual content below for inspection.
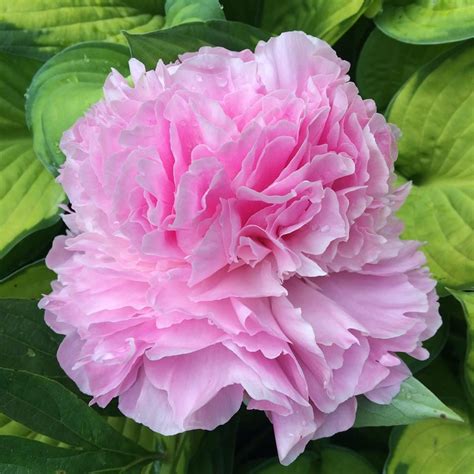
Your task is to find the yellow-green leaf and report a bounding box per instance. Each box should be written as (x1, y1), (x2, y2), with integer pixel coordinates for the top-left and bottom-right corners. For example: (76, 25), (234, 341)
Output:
(0, 0), (166, 60)
(26, 42), (131, 173)
(389, 41), (474, 289)
(164, 0), (225, 28)
(375, 0), (474, 45)
(0, 51), (64, 259)
(447, 290), (474, 401)
(386, 419), (474, 474)
(261, 0), (372, 45)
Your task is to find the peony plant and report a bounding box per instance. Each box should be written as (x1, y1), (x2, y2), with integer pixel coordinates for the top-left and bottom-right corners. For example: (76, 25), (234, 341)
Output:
(0, 1), (473, 473)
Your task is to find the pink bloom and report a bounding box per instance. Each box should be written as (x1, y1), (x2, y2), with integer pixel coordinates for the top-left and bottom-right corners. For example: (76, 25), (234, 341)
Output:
(40, 32), (440, 464)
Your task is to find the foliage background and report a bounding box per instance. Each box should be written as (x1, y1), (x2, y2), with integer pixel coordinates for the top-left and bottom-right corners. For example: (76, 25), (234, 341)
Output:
(0, 0), (473, 472)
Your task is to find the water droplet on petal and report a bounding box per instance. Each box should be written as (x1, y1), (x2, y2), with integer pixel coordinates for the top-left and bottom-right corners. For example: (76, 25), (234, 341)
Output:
(320, 225), (330, 232)
(196, 74), (203, 83)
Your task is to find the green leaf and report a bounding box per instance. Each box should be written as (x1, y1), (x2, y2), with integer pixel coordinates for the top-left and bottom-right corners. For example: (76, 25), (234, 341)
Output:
(364, 0), (382, 19)
(1, 412), (160, 454)
(356, 29), (454, 110)
(316, 446), (377, 474)
(385, 419), (474, 474)
(0, 299), (63, 379)
(154, 432), (204, 474)
(107, 416), (162, 454)
(0, 412), (153, 470)
(0, 262), (54, 299)
(327, 427), (391, 473)
(248, 447), (376, 473)
(389, 41), (474, 289)
(355, 377), (463, 428)
(221, 0), (264, 26)
(416, 355), (470, 420)
(447, 290), (474, 400)
(0, 220), (64, 281)
(247, 452), (320, 474)
(260, 0), (373, 45)
(0, 367), (149, 456)
(0, 412), (68, 447)
(401, 313), (449, 374)
(0, 51), (64, 259)
(164, 0), (225, 28)
(0, 0), (166, 60)
(0, 299), (121, 417)
(26, 41), (131, 173)
(0, 413), (33, 438)
(188, 415), (239, 474)
(374, 0), (474, 45)
(333, 16), (373, 70)
(126, 20), (270, 70)
(0, 436), (152, 474)
(0, 139), (63, 249)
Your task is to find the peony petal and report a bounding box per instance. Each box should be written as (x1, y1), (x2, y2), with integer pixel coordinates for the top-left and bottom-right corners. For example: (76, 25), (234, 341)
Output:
(40, 31), (440, 466)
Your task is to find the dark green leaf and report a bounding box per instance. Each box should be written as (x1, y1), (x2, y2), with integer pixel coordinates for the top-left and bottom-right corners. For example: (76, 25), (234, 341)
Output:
(125, 20), (270, 70)
(447, 290), (474, 401)
(248, 447), (376, 473)
(107, 416), (162, 454)
(316, 446), (377, 474)
(188, 415), (239, 474)
(0, 367), (148, 455)
(333, 16), (373, 71)
(0, 412), (69, 448)
(0, 299), (63, 379)
(247, 452), (320, 474)
(356, 29), (454, 110)
(0, 220), (64, 281)
(416, 356), (469, 420)
(401, 313), (449, 374)
(221, 0), (264, 26)
(329, 426), (391, 473)
(0, 299), (122, 417)
(0, 436), (149, 474)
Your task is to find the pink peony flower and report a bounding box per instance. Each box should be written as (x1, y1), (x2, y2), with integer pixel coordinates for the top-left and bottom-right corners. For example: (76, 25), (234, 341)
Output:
(40, 32), (440, 464)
